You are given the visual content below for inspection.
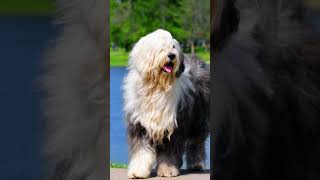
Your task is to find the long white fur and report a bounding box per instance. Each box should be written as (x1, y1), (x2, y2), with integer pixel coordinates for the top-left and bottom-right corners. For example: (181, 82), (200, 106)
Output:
(127, 146), (156, 178)
(123, 29), (194, 142)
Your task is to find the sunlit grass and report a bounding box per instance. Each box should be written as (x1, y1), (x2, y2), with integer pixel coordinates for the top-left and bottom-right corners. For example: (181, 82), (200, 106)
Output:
(196, 51), (210, 63)
(110, 48), (210, 67)
(110, 162), (128, 169)
(110, 48), (129, 67)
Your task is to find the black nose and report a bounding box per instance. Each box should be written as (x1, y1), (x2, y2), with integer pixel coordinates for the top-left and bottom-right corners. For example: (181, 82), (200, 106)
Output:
(168, 53), (176, 61)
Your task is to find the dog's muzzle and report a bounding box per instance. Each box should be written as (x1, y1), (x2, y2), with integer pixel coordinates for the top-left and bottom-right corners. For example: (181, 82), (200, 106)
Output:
(163, 53), (176, 73)
(168, 53), (176, 61)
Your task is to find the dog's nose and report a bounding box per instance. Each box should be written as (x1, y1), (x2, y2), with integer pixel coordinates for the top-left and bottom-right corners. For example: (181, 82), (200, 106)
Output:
(168, 53), (176, 61)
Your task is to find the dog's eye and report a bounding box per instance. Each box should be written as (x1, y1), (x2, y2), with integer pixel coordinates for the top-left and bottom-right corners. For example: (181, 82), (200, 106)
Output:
(173, 45), (175, 48)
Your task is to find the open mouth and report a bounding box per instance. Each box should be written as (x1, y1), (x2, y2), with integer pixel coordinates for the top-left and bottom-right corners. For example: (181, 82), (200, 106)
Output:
(163, 62), (174, 73)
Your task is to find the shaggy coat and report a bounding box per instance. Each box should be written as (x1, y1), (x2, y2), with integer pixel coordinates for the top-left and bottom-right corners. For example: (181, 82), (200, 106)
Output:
(213, 0), (320, 179)
(42, 0), (107, 179)
(123, 29), (210, 178)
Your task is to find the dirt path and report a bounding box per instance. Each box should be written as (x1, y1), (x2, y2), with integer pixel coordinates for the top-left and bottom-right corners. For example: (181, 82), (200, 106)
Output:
(110, 168), (210, 180)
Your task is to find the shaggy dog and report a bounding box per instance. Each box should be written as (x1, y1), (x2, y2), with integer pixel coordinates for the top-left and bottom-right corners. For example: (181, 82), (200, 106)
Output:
(123, 29), (210, 178)
(42, 0), (107, 179)
(213, 0), (320, 179)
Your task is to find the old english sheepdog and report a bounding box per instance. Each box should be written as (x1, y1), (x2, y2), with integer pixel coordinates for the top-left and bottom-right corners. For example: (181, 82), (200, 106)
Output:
(123, 29), (210, 178)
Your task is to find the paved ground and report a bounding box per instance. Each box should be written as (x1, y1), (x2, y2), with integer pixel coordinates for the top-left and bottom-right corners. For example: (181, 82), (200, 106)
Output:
(110, 168), (210, 180)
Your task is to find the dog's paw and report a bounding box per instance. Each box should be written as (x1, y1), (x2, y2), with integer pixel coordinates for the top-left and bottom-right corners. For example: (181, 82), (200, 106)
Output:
(127, 157), (152, 179)
(157, 163), (180, 177)
(188, 162), (205, 171)
(127, 166), (151, 179)
(127, 146), (155, 179)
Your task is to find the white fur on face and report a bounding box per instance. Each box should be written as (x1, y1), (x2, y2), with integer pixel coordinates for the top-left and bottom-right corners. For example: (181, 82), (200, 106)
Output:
(123, 29), (194, 143)
(128, 29), (182, 79)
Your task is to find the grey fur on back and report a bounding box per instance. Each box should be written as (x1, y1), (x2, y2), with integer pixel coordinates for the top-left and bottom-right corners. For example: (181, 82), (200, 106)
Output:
(126, 54), (210, 172)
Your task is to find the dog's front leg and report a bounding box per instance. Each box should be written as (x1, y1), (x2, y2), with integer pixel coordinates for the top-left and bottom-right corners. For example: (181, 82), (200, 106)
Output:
(127, 127), (156, 179)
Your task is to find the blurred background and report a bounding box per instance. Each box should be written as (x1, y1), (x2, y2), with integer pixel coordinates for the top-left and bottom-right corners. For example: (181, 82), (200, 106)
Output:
(110, 0), (210, 66)
(109, 0), (211, 170)
(0, 0), (56, 179)
(1, 0), (320, 178)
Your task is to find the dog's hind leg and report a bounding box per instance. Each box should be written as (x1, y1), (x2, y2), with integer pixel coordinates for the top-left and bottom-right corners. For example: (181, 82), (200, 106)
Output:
(156, 141), (184, 177)
(186, 137), (206, 171)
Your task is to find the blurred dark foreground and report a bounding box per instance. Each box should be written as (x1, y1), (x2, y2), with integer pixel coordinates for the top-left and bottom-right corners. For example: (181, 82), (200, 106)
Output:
(0, 16), (56, 180)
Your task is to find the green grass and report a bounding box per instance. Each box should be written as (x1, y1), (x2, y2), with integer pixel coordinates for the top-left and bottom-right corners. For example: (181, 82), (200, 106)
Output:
(110, 162), (128, 169)
(110, 48), (210, 67)
(110, 48), (129, 67)
(0, 0), (55, 16)
(196, 51), (210, 63)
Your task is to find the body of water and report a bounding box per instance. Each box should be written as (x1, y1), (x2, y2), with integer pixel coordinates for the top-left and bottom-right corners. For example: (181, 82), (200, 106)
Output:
(110, 67), (210, 169)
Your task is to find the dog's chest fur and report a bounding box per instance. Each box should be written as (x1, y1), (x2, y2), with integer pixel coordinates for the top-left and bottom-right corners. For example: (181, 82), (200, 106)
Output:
(123, 69), (193, 143)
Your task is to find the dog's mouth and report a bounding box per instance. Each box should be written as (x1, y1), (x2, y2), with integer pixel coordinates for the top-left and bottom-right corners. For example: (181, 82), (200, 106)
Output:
(163, 62), (174, 73)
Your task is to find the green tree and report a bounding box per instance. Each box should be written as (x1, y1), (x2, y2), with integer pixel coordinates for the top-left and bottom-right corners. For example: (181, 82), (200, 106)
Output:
(181, 0), (210, 53)
(110, 0), (209, 52)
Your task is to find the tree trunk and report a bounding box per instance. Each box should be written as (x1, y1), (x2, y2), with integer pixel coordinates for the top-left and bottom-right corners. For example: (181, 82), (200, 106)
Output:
(191, 41), (195, 54)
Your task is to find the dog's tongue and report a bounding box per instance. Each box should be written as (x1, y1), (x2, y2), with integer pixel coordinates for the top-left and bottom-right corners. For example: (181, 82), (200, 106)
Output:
(164, 65), (173, 73)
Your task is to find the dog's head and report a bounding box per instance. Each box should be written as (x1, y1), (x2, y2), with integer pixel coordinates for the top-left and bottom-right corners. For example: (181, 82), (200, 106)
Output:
(129, 29), (184, 90)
